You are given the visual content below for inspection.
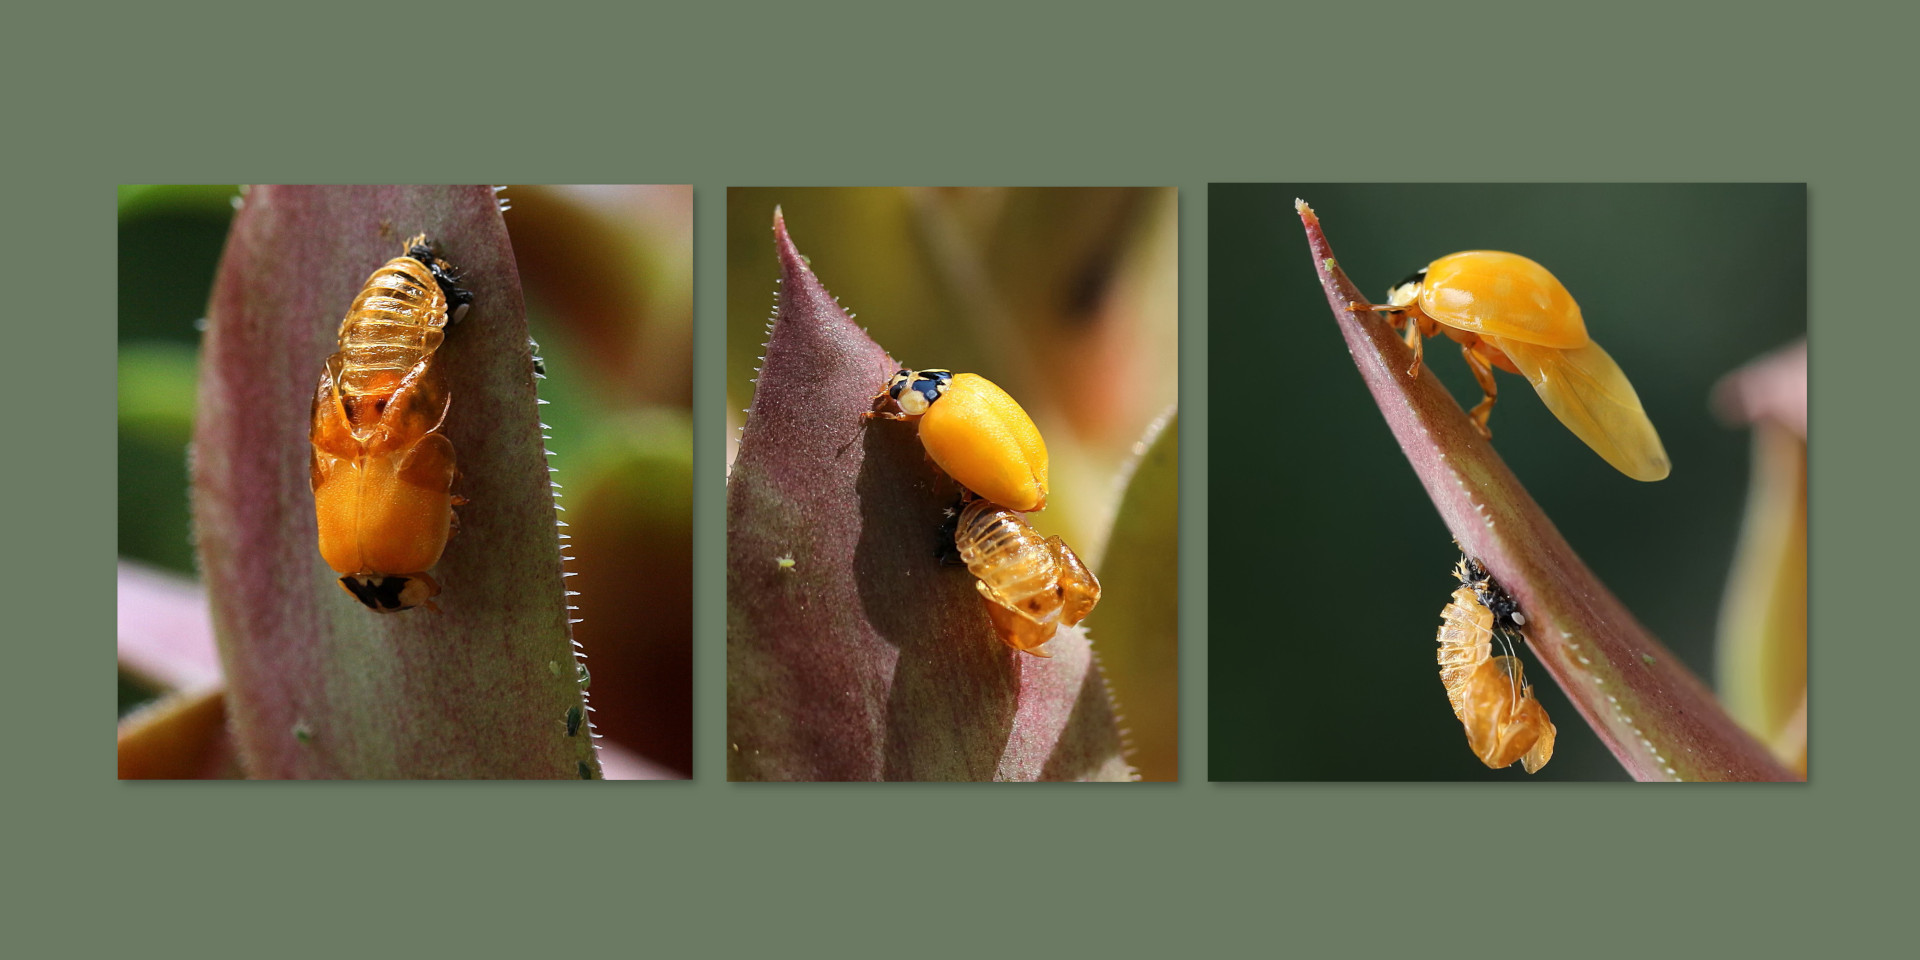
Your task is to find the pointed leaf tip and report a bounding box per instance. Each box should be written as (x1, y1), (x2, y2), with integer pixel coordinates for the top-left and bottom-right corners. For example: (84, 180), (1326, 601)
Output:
(1299, 208), (1796, 782)
(728, 214), (1130, 781)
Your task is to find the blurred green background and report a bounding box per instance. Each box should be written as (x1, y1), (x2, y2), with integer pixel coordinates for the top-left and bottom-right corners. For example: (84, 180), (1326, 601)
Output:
(1208, 183), (1806, 780)
(117, 185), (695, 776)
(725, 187), (1182, 778)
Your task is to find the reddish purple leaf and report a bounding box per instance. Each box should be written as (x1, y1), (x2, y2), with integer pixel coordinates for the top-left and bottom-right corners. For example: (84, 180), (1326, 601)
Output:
(193, 185), (597, 779)
(726, 209), (1132, 781)
(1298, 201), (1796, 782)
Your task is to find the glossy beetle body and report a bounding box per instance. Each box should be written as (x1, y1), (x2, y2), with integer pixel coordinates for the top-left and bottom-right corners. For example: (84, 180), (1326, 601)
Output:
(1436, 557), (1555, 773)
(1367, 250), (1670, 482)
(953, 499), (1099, 657)
(871, 368), (1050, 512)
(310, 234), (472, 612)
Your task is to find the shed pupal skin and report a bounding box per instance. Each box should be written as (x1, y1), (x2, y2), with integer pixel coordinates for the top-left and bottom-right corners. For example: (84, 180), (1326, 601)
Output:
(952, 499), (1099, 658)
(1436, 556), (1555, 773)
(310, 234), (473, 613)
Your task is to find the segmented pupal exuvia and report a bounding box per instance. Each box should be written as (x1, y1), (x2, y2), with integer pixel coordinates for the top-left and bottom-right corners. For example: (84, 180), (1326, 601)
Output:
(310, 234), (474, 613)
(953, 499), (1099, 657)
(1436, 556), (1555, 773)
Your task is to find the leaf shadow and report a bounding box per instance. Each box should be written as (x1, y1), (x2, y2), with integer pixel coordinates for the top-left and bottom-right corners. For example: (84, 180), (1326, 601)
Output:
(727, 206), (1127, 781)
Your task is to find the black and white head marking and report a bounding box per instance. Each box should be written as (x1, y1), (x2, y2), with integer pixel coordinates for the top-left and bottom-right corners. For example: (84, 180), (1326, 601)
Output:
(1387, 267), (1429, 308)
(887, 368), (952, 417)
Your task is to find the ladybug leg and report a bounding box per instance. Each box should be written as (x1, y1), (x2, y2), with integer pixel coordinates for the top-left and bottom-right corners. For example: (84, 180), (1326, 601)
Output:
(1353, 302), (1429, 377)
(447, 490), (470, 537)
(1460, 341), (1500, 438)
(862, 387), (913, 421)
(1348, 300), (1407, 316)
(936, 496), (967, 565)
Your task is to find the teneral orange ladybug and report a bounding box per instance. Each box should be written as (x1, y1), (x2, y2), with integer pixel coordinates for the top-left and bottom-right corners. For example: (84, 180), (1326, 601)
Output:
(868, 368), (1050, 512)
(309, 234), (473, 612)
(1359, 251), (1670, 481)
(953, 499), (1099, 657)
(1436, 556), (1555, 773)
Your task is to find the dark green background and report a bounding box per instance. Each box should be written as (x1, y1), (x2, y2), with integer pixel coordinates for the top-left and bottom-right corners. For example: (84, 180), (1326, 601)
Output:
(1210, 183), (1805, 780)
(34, 2), (1912, 956)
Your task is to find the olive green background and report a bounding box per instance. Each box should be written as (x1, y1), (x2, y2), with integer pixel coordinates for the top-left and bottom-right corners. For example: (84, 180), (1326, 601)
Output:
(48, 2), (1911, 955)
(1210, 184), (1805, 780)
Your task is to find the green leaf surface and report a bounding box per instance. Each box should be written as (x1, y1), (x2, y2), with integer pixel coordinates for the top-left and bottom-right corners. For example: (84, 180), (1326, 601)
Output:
(726, 209), (1132, 781)
(192, 185), (597, 779)
(566, 410), (695, 777)
(119, 184), (241, 218)
(1086, 410), (1180, 781)
(1298, 201), (1795, 782)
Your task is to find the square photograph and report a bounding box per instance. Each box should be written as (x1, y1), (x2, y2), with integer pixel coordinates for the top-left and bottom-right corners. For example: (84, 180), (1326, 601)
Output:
(1208, 183), (1805, 781)
(117, 185), (692, 780)
(726, 187), (1179, 781)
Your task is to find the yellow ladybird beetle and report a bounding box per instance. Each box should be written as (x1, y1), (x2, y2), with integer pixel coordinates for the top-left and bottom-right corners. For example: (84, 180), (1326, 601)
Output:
(868, 369), (1050, 512)
(309, 234), (473, 612)
(1436, 556), (1555, 773)
(1357, 251), (1670, 482)
(953, 499), (1099, 657)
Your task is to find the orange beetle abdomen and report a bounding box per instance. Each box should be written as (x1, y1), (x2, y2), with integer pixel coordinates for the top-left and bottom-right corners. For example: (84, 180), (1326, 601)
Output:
(1420, 251), (1589, 349)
